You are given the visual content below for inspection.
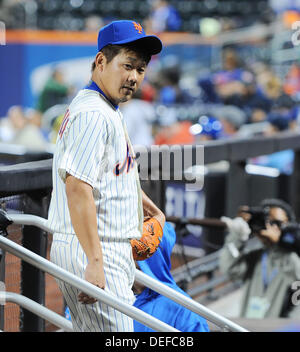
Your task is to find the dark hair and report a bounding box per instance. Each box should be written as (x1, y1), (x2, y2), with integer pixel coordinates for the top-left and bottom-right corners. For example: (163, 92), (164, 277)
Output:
(267, 112), (289, 131)
(260, 198), (296, 222)
(91, 43), (151, 72)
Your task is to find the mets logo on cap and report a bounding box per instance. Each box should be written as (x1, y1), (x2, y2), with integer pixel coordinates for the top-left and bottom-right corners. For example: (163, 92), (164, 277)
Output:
(133, 21), (143, 34)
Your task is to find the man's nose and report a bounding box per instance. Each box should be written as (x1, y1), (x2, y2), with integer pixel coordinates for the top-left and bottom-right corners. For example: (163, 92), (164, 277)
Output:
(128, 70), (138, 84)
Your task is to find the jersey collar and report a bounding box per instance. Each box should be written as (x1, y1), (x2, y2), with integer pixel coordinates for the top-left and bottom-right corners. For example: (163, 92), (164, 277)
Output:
(84, 80), (119, 110)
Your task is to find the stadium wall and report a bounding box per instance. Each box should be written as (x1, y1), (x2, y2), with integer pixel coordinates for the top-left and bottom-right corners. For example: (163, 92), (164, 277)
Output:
(0, 30), (215, 117)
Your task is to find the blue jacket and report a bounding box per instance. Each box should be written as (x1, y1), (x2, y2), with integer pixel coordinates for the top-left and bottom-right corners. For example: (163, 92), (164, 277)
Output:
(133, 222), (209, 332)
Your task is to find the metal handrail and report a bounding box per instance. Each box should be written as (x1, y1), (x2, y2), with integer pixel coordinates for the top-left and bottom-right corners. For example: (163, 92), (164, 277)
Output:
(187, 274), (230, 297)
(6, 213), (249, 332)
(0, 292), (73, 332)
(171, 250), (221, 280)
(8, 214), (50, 232)
(0, 235), (178, 332)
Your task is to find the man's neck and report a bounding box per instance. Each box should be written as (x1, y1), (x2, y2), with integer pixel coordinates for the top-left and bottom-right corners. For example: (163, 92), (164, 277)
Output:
(91, 74), (105, 94)
(89, 75), (119, 108)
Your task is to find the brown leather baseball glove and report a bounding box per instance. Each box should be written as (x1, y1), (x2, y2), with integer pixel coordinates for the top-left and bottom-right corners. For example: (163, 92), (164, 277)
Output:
(130, 217), (163, 261)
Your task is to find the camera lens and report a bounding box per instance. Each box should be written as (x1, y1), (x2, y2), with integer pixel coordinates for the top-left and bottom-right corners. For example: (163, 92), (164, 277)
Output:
(268, 220), (283, 228)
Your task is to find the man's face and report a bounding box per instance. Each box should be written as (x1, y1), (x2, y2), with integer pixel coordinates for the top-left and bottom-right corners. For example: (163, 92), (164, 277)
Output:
(97, 49), (147, 105)
(256, 207), (289, 246)
(267, 207), (289, 227)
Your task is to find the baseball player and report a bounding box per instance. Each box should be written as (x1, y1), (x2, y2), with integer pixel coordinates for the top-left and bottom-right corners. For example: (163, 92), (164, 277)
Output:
(47, 20), (165, 332)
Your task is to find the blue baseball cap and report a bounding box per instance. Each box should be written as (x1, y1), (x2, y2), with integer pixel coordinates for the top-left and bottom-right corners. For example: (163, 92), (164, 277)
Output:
(97, 20), (163, 56)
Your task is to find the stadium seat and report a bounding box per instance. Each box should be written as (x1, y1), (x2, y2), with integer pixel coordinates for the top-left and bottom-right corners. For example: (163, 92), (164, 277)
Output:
(7, 0), (272, 32)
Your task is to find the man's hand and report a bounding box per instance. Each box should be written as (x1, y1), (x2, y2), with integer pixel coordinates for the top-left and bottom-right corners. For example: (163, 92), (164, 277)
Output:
(78, 261), (106, 304)
(142, 191), (165, 229)
(259, 222), (281, 244)
(221, 216), (251, 241)
(66, 174), (105, 304)
(237, 206), (252, 223)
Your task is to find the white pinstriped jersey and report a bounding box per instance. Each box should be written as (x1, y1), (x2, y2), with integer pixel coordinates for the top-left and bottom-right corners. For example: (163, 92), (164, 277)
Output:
(47, 88), (142, 241)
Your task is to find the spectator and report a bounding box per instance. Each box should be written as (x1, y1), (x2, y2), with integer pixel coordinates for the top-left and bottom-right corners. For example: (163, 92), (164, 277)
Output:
(219, 199), (300, 319)
(271, 93), (296, 125)
(157, 65), (194, 105)
(0, 105), (26, 142)
(210, 49), (272, 122)
(213, 105), (247, 137)
(133, 222), (209, 332)
(223, 75), (272, 124)
(258, 69), (294, 115)
(146, 0), (182, 33)
(0, 105), (49, 150)
(36, 68), (70, 113)
(198, 77), (221, 104)
(25, 107), (42, 129)
(284, 61), (300, 99)
(263, 74), (282, 101)
(267, 112), (290, 133)
(213, 48), (250, 103)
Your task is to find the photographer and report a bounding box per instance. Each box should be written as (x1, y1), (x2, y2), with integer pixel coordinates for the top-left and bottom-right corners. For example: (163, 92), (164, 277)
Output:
(219, 198), (300, 319)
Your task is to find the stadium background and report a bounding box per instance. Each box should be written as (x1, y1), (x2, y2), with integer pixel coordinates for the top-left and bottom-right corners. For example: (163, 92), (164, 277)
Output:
(1, 0), (300, 332)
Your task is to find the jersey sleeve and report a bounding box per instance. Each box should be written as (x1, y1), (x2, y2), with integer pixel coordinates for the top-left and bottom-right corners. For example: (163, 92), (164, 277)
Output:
(58, 111), (109, 188)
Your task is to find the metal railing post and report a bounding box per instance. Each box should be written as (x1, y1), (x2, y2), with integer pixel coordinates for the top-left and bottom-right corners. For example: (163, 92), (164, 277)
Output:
(225, 161), (248, 217)
(20, 191), (50, 332)
(0, 237), (5, 331)
(0, 211), (12, 332)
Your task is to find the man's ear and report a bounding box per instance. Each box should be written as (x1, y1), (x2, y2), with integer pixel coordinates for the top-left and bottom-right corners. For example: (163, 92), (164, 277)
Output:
(94, 52), (106, 72)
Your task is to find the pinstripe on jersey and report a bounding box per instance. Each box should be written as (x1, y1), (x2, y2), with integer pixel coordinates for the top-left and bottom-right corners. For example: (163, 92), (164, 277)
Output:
(47, 89), (141, 241)
(50, 232), (135, 332)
